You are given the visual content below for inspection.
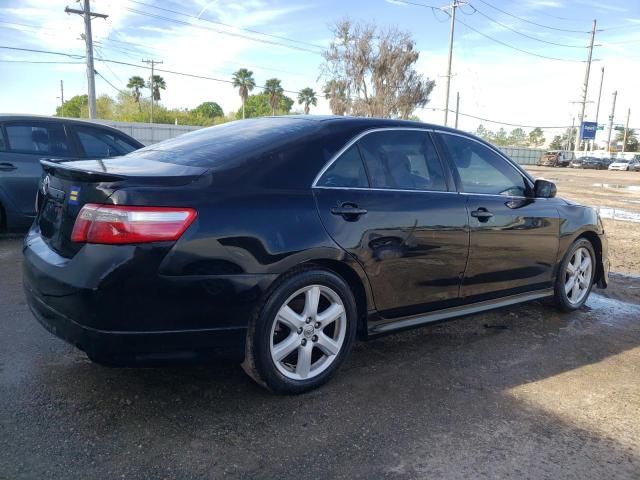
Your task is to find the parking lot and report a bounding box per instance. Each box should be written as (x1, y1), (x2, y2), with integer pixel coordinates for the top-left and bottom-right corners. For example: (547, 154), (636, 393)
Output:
(2, 210), (640, 479)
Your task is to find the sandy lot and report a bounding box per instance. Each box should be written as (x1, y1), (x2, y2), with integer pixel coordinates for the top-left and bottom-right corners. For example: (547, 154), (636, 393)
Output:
(525, 166), (640, 275)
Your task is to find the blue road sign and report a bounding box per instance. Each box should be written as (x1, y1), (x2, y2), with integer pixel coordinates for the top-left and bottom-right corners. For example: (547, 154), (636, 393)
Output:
(581, 121), (597, 140)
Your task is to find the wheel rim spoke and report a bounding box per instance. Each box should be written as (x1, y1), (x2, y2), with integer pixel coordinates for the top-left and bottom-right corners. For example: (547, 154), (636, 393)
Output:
(316, 333), (340, 356)
(316, 303), (344, 327)
(304, 286), (321, 318)
(565, 275), (576, 295)
(296, 345), (312, 378)
(272, 333), (299, 362)
(277, 305), (304, 331)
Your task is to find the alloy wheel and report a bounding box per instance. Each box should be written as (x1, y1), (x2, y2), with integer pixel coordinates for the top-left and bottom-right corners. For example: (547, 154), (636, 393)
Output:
(564, 246), (593, 305)
(269, 284), (347, 381)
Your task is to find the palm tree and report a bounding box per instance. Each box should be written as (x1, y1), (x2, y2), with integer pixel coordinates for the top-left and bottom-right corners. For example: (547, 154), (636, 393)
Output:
(148, 75), (166, 102)
(127, 76), (145, 103)
(297, 87), (317, 115)
(264, 78), (284, 116)
(323, 80), (349, 116)
(232, 68), (256, 119)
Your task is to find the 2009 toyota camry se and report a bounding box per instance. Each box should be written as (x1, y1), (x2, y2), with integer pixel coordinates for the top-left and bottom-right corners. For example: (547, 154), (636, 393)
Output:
(23, 116), (609, 394)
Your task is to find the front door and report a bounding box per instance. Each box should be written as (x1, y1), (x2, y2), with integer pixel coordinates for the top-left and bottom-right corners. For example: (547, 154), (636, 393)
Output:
(314, 129), (469, 318)
(436, 132), (560, 300)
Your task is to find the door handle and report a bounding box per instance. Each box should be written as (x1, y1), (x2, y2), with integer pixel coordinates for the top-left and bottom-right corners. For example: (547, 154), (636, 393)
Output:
(0, 162), (17, 171)
(471, 208), (494, 222)
(331, 203), (367, 220)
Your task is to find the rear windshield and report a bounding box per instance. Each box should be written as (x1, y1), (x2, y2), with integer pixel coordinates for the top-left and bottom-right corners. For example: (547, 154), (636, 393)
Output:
(122, 118), (321, 168)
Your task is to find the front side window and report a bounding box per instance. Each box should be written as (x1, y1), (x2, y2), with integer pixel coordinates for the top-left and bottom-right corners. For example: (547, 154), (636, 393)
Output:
(5, 123), (72, 155)
(357, 130), (447, 191)
(316, 145), (368, 188)
(439, 133), (529, 196)
(75, 127), (138, 158)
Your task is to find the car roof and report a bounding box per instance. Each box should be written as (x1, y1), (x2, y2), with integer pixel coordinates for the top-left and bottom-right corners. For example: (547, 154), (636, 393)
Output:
(280, 114), (464, 134)
(0, 114), (142, 145)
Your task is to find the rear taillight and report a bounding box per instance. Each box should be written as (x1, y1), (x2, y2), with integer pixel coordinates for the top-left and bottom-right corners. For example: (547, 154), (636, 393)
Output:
(71, 204), (197, 244)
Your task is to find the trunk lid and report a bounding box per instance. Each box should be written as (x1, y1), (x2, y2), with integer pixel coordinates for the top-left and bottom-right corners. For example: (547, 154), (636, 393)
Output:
(36, 158), (207, 258)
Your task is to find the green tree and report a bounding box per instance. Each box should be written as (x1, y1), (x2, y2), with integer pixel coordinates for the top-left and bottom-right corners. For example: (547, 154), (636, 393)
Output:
(614, 128), (638, 152)
(528, 127), (546, 147)
(193, 102), (224, 118)
(493, 128), (509, 146)
(323, 79), (349, 116)
(147, 75), (166, 101)
(127, 76), (146, 103)
(297, 87), (317, 114)
(508, 128), (527, 147)
(236, 92), (294, 119)
(474, 124), (494, 142)
(55, 94), (88, 117)
(264, 78), (284, 116)
(232, 68), (256, 119)
(549, 135), (563, 149)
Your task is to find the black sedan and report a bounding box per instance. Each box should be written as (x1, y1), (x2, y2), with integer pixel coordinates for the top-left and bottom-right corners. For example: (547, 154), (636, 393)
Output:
(579, 156), (609, 170)
(23, 116), (609, 394)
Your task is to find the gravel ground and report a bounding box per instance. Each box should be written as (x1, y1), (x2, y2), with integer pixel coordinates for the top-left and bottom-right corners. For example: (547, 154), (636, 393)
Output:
(1, 234), (639, 479)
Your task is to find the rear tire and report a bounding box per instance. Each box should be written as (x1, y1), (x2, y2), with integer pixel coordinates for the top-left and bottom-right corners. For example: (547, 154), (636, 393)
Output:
(553, 238), (596, 312)
(242, 269), (357, 394)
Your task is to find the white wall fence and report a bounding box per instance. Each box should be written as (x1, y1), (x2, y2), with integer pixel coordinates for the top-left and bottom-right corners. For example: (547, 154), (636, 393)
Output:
(497, 147), (545, 165)
(87, 119), (201, 146)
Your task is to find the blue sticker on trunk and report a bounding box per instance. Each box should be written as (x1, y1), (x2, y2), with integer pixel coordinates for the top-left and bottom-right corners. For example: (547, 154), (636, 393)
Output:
(69, 186), (81, 205)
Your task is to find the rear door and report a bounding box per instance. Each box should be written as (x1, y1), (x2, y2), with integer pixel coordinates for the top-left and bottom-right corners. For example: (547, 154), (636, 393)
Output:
(0, 121), (78, 218)
(314, 128), (469, 319)
(435, 131), (560, 301)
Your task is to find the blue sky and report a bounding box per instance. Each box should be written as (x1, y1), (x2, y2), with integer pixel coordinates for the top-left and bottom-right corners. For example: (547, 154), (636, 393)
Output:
(1, 0), (639, 141)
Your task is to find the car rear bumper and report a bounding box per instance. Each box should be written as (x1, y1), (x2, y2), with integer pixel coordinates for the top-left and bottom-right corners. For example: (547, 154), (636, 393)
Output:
(22, 229), (278, 364)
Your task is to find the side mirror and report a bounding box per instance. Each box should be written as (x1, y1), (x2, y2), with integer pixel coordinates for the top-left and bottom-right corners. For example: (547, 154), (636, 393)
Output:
(534, 179), (557, 198)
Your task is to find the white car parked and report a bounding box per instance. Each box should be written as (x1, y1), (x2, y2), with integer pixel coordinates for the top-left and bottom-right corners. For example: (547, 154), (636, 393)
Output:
(608, 159), (637, 171)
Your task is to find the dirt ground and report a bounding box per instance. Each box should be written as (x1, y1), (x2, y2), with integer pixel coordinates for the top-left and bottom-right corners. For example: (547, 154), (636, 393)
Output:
(525, 166), (640, 275)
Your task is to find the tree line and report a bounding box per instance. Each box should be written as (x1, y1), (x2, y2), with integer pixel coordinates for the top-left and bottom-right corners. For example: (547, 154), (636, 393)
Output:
(474, 125), (546, 148)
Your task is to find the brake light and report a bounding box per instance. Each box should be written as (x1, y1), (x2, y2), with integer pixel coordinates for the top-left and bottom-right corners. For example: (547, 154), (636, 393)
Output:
(71, 204), (197, 244)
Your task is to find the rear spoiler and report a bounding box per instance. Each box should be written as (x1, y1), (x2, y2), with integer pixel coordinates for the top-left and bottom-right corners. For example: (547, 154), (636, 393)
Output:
(40, 159), (126, 183)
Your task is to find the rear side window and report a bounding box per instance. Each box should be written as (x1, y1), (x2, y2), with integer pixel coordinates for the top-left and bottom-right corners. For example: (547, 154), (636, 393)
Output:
(5, 123), (72, 155)
(358, 130), (447, 191)
(75, 127), (138, 157)
(439, 133), (528, 196)
(0, 127), (5, 151)
(317, 145), (368, 188)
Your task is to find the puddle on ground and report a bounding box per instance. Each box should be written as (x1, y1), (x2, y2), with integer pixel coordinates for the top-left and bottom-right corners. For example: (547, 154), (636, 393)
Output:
(592, 183), (640, 192)
(594, 206), (640, 223)
(584, 294), (640, 326)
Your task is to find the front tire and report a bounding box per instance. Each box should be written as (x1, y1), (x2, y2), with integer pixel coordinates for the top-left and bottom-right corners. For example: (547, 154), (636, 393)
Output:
(243, 269), (357, 394)
(553, 239), (596, 312)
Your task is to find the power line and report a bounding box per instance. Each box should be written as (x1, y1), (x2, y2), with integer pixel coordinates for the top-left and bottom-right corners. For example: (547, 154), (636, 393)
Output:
(475, 0), (591, 33)
(127, 0), (325, 50)
(455, 16), (587, 62)
(422, 107), (574, 128)
(125, 8), (323, 55)
(466, 3), (590, 48)
(0, 59), (84, 64)
(0, 45), (84, 59)
(94, 69), (129, 96)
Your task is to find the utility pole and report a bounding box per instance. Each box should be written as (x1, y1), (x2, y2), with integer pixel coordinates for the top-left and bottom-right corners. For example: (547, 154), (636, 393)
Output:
(59, 80), (65, 116)
(142, 59), (163, 124)
(622, 108), (631, 153)
(65, 0), (108, 119)
(575, 19), (597, 153)
(454, 91), (460, 129)
(567, 117), (575, 151)
(606, 90), (617, 152)
(443, 0), (460, 126)
(593, 66), (604, 151)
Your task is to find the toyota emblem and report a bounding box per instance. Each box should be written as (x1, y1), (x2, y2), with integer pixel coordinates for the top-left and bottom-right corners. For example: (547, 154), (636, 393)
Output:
(41, 175), (50, 196)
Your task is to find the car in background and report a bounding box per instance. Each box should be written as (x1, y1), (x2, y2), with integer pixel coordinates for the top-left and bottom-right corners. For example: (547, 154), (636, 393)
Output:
(569, 157), (584, 168)
(631, 160), (640, 172)
(579, 157), (609, 170)
(0, 115), (143, 231)
(538, 150), (575, 167)
(608, 159), (636, 171)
